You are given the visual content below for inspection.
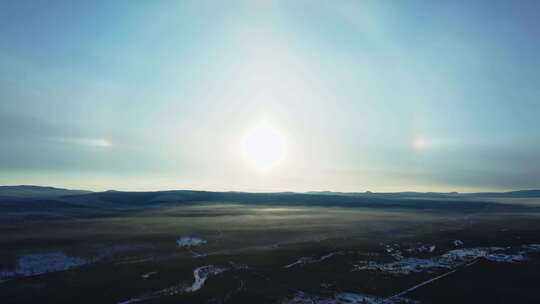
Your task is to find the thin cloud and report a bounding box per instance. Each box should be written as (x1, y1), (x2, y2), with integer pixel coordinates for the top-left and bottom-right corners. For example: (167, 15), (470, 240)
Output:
(49, 137), (113, 148)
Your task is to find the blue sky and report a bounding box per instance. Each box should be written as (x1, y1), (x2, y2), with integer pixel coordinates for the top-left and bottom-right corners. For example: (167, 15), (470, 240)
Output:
(1, 0), (539, 192)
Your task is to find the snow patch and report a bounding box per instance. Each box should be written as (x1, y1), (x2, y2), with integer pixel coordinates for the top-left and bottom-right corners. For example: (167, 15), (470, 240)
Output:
(189, 265), (226, 292)
(280, 291), (413, 304)
(176, 236), (207, 248)
(353, 245), (537, 276)
(283, 251), (346, 268)
(385, 244), (404, 260)
(117, 298), (143, 304)
(405, 244), (436, 254)
(117, 265), (226, 304)
(0, 252), (90, 279)
(284, 257), (315, 269)
(453, 240), (464, 247)
(141, 271), (157, 279)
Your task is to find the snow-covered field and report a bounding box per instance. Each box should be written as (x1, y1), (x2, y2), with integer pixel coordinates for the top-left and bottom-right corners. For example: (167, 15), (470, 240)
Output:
(0, 244), (154, 280)
(0, 252), (91, 280)
(353, 244), (540, 275)
(280, 244), (540, 304)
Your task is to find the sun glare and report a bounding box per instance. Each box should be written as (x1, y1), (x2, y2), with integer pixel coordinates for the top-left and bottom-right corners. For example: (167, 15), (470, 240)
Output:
(242, 123), (286, 171)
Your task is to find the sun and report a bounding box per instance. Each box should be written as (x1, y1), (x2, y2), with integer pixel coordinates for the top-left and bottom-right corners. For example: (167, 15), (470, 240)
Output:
(242, 123), (286, 171)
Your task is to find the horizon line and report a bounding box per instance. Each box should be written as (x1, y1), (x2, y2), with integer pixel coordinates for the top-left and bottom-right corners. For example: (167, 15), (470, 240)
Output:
(2, 184), (539, 195)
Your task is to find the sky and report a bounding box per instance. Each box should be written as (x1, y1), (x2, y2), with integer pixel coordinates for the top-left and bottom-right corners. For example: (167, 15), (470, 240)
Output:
(1, 0), (539, 192)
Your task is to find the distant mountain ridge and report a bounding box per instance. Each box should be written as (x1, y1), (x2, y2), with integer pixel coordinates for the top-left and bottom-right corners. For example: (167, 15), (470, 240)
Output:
(1, 185), (539, 217)
(2, 185), (540, 200)
(0, 185), (92, 198)
(306, 190), (540, 198)
(465, 189), (540, 197)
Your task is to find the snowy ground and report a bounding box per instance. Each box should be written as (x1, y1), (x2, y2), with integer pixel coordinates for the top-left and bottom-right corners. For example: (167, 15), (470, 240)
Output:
(353, 243), (540, 275)
(0, 252), (90, 280)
